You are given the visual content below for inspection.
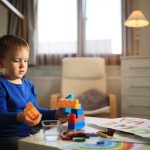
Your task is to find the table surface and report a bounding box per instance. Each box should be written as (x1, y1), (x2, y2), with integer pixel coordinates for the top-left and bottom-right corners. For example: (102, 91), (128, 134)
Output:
(19, 117), (150, 150)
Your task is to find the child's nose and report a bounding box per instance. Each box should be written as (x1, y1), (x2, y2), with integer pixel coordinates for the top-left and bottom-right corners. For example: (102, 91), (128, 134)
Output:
(20, 61), (26, 68)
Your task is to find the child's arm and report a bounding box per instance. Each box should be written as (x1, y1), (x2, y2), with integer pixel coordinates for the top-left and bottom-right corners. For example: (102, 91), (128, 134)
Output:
(0, 87), (19, 126)
(0, 112), (19, 126)
(31, 100), (57, 120)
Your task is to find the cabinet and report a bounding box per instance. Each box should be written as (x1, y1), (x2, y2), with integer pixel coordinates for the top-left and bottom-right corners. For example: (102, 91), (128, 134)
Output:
(121, 56), (150, 119)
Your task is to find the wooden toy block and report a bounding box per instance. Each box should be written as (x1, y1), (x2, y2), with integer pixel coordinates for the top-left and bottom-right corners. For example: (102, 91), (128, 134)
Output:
(68, 114), (85, 124)
(65, 94), (75, 100)
(71, 106), (83, 118)
(68, 119), (85, 130)
(62, 108), (71, 115)
(58, 98), (81, 109)
(68, 100), (73, 108)
(24, 102), (40, 120)
(57, 94), (85, 131)
(72, 99), (81, 109)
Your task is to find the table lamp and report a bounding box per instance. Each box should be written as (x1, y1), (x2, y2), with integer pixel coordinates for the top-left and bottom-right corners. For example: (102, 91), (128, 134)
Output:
(124, 10), (149, 55)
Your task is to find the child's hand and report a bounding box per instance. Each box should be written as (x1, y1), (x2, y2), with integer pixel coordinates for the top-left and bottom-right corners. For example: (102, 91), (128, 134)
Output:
(55, 109), (68, 122)
(17, 112), (42, 126)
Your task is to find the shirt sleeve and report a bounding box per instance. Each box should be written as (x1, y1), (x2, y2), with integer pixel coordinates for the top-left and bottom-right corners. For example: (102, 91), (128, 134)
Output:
(0, 85), (18, 126)
(38, 107), (56, 120)
(33, 100), (57, 120)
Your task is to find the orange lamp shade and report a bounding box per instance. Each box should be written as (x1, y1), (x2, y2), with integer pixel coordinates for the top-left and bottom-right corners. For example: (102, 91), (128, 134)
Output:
(24, 102), (40, 120)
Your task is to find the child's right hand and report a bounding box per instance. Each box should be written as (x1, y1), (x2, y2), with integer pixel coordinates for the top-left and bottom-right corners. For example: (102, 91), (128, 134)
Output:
(17, 112), (42, 126)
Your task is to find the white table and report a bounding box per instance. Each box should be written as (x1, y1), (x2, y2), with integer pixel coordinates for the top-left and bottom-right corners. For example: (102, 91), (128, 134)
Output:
(19, 117), (150, 150)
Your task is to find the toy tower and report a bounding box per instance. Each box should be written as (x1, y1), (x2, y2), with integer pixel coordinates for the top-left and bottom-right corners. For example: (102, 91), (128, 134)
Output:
(57, 94), (85, 130)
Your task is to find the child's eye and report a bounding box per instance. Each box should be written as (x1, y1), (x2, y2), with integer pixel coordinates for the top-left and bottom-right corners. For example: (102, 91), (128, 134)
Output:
(25, 59), (29, 62)
(13, 60), (20, 62)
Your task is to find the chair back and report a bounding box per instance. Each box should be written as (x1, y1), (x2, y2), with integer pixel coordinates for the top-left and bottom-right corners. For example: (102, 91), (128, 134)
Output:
(61, 57), (107, 97)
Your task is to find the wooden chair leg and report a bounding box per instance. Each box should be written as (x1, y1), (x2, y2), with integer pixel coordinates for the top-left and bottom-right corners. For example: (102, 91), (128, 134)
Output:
(109, 94), (117, 118)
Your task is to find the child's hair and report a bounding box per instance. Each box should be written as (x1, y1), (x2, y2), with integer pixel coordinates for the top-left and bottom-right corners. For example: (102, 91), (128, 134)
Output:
(0, 35), (29, 58)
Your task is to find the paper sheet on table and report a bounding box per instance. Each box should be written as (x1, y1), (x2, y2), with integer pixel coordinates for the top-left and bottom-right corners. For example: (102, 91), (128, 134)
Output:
(112, 131), (150, 144)
(95, 117), (150, 138)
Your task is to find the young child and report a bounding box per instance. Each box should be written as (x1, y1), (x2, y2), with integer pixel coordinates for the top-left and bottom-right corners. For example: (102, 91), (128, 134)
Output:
(0, 35), (62, 150)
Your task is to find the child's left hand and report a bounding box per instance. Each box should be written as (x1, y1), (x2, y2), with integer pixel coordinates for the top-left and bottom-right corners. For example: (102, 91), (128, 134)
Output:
(24, 113), (42, 126)
(17, 112), (42, 126)
(55, 109), (68, 122)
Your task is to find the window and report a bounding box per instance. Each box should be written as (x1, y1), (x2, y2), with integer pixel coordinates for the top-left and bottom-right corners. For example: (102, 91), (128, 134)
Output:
(38, 0), (122, 64)
(85, 0), (122, 55)
(38, 0), (77, 54)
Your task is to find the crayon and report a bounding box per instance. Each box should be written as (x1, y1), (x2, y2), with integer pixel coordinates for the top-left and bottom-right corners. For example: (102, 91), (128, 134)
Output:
(72, 137), (86, 142)
(96, 131), (112, 139)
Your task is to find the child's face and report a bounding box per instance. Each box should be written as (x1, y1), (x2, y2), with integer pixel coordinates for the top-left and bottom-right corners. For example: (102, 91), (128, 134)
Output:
(2, 46), (29, 80)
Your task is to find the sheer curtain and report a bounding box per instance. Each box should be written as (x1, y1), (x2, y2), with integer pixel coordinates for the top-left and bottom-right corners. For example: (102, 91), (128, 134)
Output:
(37, 0), (122, 65)
(7, 0), (38, 65)
(84, 0), (122, 65)
(37, 0), (77, 65)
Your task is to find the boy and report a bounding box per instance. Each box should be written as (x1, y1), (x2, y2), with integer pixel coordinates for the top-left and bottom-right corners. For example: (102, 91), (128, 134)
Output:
(0, 35), (62, 150)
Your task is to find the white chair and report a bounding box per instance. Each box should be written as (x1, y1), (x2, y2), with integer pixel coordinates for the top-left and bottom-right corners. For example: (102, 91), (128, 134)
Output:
(50, 57), (117, 118)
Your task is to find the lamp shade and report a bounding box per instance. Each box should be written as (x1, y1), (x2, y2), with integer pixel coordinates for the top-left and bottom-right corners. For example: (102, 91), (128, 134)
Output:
(124, 10), (149, 28)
